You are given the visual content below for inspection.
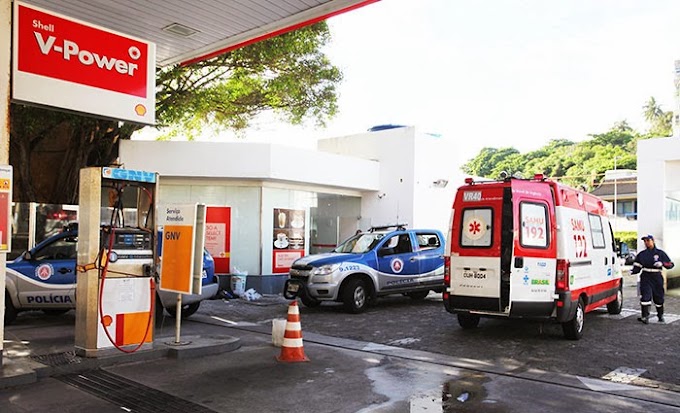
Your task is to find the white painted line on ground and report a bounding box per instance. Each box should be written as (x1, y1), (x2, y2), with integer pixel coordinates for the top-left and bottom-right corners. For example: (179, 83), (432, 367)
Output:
(211, 315), (238, 325)
(577, 376), (641, 392)
(602, 367), (647, 384)
(595, 308), (679, 323)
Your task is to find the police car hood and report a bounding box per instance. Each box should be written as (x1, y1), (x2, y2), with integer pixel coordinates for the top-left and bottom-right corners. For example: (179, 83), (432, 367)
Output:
(294, 253), (364, 267)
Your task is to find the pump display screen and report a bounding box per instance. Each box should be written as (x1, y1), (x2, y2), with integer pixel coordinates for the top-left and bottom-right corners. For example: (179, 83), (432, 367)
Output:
(110, 229), (152, 250)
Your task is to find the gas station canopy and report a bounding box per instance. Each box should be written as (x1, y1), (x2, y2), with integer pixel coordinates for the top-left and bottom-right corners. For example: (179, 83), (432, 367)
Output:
(24, 0), (378, 67)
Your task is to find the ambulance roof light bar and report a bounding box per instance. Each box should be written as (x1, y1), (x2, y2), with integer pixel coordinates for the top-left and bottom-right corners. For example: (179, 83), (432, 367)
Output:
(533, 173), (546, 181)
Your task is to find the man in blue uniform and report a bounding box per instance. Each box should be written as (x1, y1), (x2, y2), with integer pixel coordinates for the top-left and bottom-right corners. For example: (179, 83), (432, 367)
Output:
(632, 234), (675, 324)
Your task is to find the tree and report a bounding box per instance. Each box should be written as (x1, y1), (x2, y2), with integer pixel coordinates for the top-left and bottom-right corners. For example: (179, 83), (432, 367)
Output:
(642, 96), (673, 137)
(461, 123), (644, 190)
(10, 22), (342, 203)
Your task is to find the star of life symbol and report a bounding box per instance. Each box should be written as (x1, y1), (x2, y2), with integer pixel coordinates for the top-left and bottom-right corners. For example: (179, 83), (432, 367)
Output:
(465, 216), (486, 241)
(523, 274), (529, 285)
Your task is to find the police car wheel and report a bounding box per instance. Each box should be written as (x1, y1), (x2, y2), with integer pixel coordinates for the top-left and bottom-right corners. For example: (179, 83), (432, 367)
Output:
(457, 313), (480, 329)
(606, 287), (623, 315)
(407, 291), (429, 300)
(343, 278), (368, 314)
(562, 298), (585, 340)
(42, 309), (70, 316)
(300, 293), (321, 308)
(165, 302), (201, 318)
(4, 291), (17, 325)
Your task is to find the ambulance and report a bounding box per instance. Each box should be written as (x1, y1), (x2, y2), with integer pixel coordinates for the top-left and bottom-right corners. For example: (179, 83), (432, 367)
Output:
(443, 174), (623, 340)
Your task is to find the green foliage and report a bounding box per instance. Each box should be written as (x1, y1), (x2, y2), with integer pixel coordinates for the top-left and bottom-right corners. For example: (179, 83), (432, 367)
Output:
(642, 96), (673, 137)
(156, 22), (341, 138)
(461, 125), (642, 189)
(462, 97), (673, 190)
(614, 231), (638, 248)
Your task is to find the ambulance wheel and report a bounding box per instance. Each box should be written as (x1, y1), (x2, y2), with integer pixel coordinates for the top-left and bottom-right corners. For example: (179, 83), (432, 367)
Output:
(562, 298), (585, 340)
(343, 278), (368, 314)
(407, 291), (429, 300)
(606, 286), (623, 315)
(42, 309), (69, 316)
(4, 291), (17, 325)
(457, 313), (480, 329)
(165, 302), (201, 319)
(300, 293), (321, 308)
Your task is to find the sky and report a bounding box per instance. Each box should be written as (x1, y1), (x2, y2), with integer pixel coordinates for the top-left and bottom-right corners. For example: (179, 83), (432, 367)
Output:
(141, 0), (680, 166)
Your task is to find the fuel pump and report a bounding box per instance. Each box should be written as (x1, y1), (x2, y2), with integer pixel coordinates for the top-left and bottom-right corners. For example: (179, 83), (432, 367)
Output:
(75, 167), (157, 357)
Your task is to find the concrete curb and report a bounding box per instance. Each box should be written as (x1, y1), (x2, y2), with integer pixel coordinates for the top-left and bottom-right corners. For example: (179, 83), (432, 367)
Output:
(0, 334), (241, 390)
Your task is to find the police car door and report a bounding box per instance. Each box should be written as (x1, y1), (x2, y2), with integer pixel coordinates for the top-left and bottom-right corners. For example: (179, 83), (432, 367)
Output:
(376, 233), (419, 291)
(9, 234), (77, 308)
(509, 181), (557, 316)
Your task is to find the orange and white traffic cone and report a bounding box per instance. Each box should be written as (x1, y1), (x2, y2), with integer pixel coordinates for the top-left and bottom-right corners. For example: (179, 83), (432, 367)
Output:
(276, 301), (309, 362)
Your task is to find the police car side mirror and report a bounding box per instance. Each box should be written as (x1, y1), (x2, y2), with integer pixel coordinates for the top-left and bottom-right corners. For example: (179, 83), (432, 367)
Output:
(22, 251), (32, 261)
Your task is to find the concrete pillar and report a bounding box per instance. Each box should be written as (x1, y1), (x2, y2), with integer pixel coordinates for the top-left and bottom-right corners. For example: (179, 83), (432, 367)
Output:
(0, 0), (12, 366)
(74, 168), (103, 356)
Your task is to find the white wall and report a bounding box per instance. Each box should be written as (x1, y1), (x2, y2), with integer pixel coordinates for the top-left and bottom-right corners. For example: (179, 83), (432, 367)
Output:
(638, 138), (680, 279)
(319, 127), (463, 234)
(412, 131), (463, 233)
(637, 138), (672, 248)
(319, 127), (416, 229)
(120, 140), (380, 191)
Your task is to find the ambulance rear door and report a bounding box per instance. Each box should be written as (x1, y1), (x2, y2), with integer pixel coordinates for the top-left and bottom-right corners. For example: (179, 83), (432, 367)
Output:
(450, 184), (504, 313)
(508, 180), (557, 317)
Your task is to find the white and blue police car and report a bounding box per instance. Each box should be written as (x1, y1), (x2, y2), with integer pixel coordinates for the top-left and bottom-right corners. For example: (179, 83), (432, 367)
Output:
(284, 225), (445, 313)
(4, 224), (218, 324)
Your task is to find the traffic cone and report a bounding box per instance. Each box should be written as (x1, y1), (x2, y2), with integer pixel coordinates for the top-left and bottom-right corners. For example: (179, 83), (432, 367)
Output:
(276, 301), (309, 362)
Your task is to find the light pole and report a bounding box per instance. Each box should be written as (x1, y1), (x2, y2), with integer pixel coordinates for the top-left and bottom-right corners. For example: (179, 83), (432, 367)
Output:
(613, 156), (620, 233)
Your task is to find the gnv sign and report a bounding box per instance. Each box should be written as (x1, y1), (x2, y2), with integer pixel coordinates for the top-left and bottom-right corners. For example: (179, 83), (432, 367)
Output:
(12, 2), (156, 124)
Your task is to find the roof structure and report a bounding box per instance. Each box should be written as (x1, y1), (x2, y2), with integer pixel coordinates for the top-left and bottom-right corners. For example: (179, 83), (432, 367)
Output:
(25, 0), (379, 66)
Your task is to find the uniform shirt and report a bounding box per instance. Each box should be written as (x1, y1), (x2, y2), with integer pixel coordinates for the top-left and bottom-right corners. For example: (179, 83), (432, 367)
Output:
(631, 247), (674, 275)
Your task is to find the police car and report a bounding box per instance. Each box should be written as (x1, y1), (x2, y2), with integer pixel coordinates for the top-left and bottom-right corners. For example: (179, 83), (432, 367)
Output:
(4, 225), (218, 324)
(284, 225), (445, 313)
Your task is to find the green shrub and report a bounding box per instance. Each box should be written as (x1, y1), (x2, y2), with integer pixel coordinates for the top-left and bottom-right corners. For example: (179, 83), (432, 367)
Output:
(614, 231), (637, 248)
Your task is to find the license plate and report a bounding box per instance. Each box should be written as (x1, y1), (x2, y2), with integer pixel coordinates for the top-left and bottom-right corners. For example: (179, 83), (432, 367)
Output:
(462, 271), (487, 279)
(287, 283), (300, 293)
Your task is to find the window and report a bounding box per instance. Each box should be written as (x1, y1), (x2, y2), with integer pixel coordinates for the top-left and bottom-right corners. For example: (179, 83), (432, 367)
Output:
(460, 208), (493, 248)
(616, 200), (637, 218)
(416, 233), (441, 250)
(588, 214), (605, 249)
(379, 234), (412, 256)
(34, 237), (78, 261)
(520, 203), (549, 249)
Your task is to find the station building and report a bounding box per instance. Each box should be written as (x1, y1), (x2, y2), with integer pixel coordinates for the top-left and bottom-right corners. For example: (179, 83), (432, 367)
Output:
(118, 126), (462, 292)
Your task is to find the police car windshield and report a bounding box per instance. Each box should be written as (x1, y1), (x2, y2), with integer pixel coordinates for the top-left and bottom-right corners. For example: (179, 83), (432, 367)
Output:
(334, 233), (385, 253)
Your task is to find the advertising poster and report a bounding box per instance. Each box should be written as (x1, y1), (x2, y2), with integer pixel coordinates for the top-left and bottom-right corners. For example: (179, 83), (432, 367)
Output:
(0, 166), (12, 252)
(205, 206), (231, 274)
(272, 208), (305, 274)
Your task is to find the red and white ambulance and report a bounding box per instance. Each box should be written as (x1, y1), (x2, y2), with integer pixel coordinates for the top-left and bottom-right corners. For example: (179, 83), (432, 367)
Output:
(443, 174), (623, 339)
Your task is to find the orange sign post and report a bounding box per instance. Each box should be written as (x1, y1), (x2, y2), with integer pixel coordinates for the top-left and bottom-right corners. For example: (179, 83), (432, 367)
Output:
(158, 204), (206, 345)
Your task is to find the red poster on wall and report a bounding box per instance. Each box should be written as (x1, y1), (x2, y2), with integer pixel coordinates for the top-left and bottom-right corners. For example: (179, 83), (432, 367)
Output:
(0, 166), (12, 252)
(205, 206), (231, 274)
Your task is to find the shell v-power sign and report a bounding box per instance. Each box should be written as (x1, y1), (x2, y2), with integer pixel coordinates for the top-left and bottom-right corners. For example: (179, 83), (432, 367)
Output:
(12, 2), (156, 124)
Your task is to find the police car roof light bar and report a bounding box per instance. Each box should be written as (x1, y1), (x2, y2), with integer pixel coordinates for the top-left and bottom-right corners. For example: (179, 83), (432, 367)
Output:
(369, 224), (408, 232)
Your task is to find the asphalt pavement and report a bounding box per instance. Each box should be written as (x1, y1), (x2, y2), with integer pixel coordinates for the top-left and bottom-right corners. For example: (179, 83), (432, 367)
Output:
(1, 270), (679, 412)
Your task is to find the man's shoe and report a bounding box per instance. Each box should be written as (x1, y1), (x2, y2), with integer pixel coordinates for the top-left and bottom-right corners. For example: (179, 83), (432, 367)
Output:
(658, 316), (665, 323)
(638, 316), (649, 324)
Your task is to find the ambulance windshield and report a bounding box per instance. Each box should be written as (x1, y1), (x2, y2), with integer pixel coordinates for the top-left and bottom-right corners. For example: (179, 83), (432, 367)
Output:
(334, 233), (385, 254)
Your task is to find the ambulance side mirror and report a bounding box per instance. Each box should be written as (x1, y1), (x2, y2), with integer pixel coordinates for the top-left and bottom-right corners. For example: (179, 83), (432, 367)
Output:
(618, 242), (629, 257)
(22, 251), (32, 261)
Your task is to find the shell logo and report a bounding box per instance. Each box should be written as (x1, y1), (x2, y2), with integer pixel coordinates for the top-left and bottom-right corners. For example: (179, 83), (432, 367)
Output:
(135, 104), (147, 116)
